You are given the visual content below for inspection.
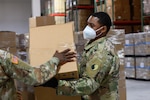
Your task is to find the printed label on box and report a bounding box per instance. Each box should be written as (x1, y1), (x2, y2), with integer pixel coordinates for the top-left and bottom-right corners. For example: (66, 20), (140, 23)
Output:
(125, 40), (129, 44)
(127, 62), (130, 67)
(140, 62), (144, 68)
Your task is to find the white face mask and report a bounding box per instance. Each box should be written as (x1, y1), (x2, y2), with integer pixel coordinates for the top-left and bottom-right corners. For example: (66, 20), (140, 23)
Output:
(83, 25), (103, 40)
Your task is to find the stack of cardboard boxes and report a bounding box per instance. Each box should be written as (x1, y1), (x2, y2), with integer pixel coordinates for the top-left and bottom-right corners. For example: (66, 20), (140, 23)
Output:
(0, 31), (17, 55)
(124, 34), (136, 78)
(134, 32), (150, 79)
(136, 57), (150, 79)
(124, 32), (150, 80)
(124, 34), (134, 56)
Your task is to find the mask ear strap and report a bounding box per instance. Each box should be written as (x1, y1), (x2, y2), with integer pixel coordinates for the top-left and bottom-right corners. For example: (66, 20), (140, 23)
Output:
(96, 27), (103, 32)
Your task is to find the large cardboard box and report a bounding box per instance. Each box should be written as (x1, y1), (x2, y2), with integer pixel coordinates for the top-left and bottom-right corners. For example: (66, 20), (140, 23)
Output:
(29, 16), (55, 28)
(29, 22), (78, 79)
(34, 87), (81, 100)
(30, 22), (81, 100)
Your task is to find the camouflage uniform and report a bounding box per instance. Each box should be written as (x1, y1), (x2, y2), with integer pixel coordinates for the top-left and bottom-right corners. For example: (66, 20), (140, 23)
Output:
(0, 49), (59, 100)
(57, 37), (120, 100)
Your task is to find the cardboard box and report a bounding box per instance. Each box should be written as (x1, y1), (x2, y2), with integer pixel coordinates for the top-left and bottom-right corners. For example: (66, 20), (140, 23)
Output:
(124, 34), (134, 55)
(0, 40), (16, 48)
(134, 32), (147, 43)
(133, 32), (150, 55)
(135, 44), (148, 55)
(135, 57), (150, 79)
(114, 1), (131, 20)
(34, 87), (81, 100)
(29, 16), (55, 28)
(132, 0), (141, 6)
(118, 87), (127, 100)
(125, 57), (135, 78)
(133, 5), (141, 20)
(0, 47), (17, 55)
(0, 31), (16, 48)
(29, 22), (79, 79)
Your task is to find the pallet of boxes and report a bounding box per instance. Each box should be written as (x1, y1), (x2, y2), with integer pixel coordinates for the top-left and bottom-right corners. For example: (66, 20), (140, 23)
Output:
(134, 32), (150, 80)
(124, 33), (136, 79)
(29, 16), (81, 100)
(124, 32), (150, 80)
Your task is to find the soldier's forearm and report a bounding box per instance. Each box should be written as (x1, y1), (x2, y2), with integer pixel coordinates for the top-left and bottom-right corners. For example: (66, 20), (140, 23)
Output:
(57, 77), (99, 96)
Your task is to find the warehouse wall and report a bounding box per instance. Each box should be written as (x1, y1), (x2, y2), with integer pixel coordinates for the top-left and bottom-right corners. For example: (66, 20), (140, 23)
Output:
(0, 0), (31, 34)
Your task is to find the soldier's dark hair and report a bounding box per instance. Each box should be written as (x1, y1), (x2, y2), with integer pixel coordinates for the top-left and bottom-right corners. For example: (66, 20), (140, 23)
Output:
(91, 12), (112, 33)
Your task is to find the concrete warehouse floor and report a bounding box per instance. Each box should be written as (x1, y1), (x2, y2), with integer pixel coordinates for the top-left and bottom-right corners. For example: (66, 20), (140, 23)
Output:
(126, 79), (150, 100)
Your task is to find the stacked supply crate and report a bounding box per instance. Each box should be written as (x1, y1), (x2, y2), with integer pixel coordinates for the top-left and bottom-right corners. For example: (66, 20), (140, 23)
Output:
(124, 32), (150, 80)
(124, 34), (136, 78)
(107, 29), (126, 100)
(0, 31), (17, 55)
(134, 32), (150, 79)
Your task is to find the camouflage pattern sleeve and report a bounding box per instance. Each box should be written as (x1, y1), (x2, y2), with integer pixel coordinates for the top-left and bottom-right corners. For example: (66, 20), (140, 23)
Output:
(0, 50), (59, 86)
(57, 77), (99, 96)
(57, 47), (114, 96)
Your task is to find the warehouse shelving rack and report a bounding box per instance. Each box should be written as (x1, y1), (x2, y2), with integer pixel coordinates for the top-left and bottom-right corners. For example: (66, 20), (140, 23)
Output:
(64, 0), (94, 32)
(94, 0), (150, 29)
(94, 0), (150, 32)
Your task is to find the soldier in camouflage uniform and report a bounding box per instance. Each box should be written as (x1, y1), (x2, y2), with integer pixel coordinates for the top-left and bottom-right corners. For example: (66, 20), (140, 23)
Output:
(0, 48), (76, 100)
(56, 12), (120, 100)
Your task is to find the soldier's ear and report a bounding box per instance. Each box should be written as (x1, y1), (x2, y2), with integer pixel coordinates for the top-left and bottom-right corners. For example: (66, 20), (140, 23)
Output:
(100, 26), (107, 33)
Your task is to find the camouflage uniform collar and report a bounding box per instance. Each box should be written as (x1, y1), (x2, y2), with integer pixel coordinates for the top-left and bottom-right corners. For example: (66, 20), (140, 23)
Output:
(85, 37), (106, 50)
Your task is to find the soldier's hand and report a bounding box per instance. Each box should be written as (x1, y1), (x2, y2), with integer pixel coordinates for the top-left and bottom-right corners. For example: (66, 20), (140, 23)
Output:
(17, 90), (23, 100)
(53, 49), (76, 67)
